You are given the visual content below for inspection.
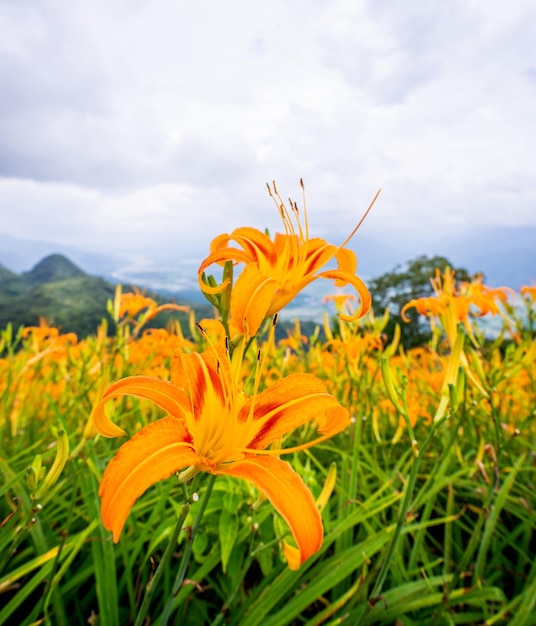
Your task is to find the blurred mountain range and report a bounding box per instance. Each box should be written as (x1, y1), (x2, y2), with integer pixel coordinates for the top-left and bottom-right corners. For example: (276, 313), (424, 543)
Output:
(0, 253), (205, 337)
(1, 226), (534, 292)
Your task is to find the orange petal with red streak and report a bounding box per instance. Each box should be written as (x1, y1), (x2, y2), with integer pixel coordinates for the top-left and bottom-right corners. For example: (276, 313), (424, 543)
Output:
(99, 416), (200, 541)
(243, 373), (349, 450)
(230, 263), (279, 336)
(92, 376), (190, 438)
(218, 456), (322, 569)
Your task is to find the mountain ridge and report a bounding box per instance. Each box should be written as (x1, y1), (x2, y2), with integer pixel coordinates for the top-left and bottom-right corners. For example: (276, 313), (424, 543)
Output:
(0, 253), (325, 340)
(0, 253), (205, 338)
(23, 253), (87, 283)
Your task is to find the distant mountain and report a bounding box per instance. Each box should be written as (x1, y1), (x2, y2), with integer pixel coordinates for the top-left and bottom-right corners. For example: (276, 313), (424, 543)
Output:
(23, 253), (87, 284)
(1, 224), (534, 336)
(2, 225), (535, 291)
(0, 264), (18, 280)
(0, 232), (123, 276)
(0, 253), (324, 341)
(0, 254), (205, 338)
(0, 263), (21, 295)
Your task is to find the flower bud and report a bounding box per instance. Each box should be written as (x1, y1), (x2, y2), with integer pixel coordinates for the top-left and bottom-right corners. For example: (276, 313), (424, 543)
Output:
(316, 462), (337, 513)
(34, 425), (69, 500)
(381, 357), (405, 415)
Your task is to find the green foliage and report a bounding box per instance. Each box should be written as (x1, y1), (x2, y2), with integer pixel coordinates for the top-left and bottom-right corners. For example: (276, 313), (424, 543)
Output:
(0, 264), (535, 625)
(369, 255), (474, 347)
(24, 254), (87, 284)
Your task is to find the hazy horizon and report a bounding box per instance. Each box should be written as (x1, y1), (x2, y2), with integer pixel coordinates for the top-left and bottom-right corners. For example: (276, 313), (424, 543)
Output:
(1, 1), (535, 280)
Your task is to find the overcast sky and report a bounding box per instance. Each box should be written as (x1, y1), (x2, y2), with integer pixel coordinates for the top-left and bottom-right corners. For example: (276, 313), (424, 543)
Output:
(0, 0), (535, 284)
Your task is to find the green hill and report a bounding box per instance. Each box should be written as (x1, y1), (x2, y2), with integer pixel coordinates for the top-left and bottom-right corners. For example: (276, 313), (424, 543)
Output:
(23, 253), (87, 283)
(0, 254), (204, 338)
(0, 254), (324, 342)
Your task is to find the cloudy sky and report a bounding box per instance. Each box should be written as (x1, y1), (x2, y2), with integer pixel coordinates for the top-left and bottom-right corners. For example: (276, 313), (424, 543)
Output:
(0, 0), (535, 287)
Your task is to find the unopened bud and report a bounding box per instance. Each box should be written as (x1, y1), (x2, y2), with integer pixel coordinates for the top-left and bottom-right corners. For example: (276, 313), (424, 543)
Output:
(316, 462), (337, 512)
(381, 358), (405, 415)
(26, 466), (39, 492)
(34, 424), (69, 500)
(27, 454), (45, 493)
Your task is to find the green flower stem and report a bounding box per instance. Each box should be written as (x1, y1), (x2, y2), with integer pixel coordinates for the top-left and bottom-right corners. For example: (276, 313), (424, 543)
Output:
(211, 553), (255, 626)
(160, 473), (217, 625)
(368, 414), (448, 604)
(210, 514), (280, 626)
(133, 474), (201, 626)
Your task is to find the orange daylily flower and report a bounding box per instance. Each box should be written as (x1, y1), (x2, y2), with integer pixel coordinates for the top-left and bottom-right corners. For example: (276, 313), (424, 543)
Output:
(401, 268), (514, 345)
(119, 288), (189, 322)
(521, 285), (536, 301)
(22, 318), (78, 352)
(323, 293), (358, 312)
(91, 324), (349, 569)
(198, 182), (376, 337)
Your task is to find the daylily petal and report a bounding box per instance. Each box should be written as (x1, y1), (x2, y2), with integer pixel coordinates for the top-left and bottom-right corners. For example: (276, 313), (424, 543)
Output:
(317, 269), (372, 319)
(99, 416), (200, 541)
(209, 232), (235, 254)
(217, 456), (322, 569)
(228, 228), (276, 264)
(145, 303), (190, 321)
(301, 240), (339, 276)
(334, 246), (358, 275)
(266, 276), (318, 317)
(281, 543), (302, 570)
(230, 263), (280, 336)
(92, 376), (191, 438)
(198, 247), (253, 295)
(171, 351), (211, 416)
(242, 373), (350, 449)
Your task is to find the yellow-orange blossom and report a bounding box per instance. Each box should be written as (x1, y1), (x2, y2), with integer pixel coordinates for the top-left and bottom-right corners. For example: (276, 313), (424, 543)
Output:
(91, 323), (350, 569)
(401, 268), (514, 346)
(198, 182), (377, 337)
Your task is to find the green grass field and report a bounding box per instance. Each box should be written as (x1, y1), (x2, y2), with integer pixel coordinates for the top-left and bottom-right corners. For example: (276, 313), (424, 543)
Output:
(1, 274), (535, 626)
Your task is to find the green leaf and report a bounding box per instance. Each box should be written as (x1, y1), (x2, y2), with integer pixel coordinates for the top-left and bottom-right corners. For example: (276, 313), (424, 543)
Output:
(219, 509), (239, 574)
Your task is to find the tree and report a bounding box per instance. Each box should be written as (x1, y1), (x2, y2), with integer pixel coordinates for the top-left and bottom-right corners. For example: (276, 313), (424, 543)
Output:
(368, 255), (475, 348)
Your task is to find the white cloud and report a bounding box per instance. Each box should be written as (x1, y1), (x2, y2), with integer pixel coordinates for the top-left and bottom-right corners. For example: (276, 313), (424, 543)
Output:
(0, 0), (535, 273)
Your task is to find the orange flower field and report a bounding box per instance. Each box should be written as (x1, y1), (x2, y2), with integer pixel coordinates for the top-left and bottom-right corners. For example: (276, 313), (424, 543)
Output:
(1, 187), (535, 625)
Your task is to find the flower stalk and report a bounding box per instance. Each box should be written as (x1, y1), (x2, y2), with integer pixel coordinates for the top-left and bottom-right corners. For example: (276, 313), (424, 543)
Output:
(159, 474), (217, 625)
(133, 475), (200, 626)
